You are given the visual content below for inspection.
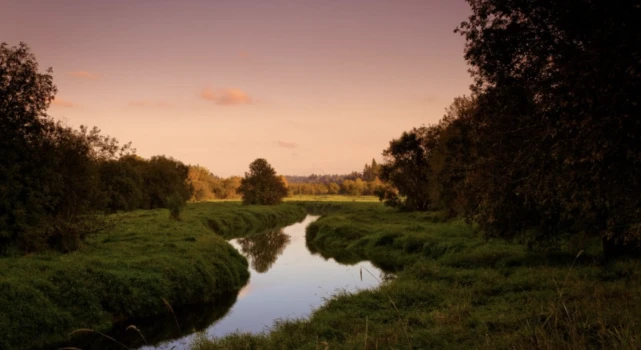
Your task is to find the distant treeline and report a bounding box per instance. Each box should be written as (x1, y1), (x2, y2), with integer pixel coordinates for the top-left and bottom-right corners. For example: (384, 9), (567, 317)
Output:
(285, 159), (381, 184)
(188, 159), (386, 200)
(188, 166), (242, 201)
(288, 178), (384, 197)
(286, 159), (384, 196)
(378, 1), (641, 257)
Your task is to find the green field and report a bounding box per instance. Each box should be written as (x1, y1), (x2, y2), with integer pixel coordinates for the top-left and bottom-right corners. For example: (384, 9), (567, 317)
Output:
(202, 195), (380, 203)
(5, 200), (640, 349)
(193, 202), (641, 349)
(0, 202), (306, 349)
(285, 195), (379, 202)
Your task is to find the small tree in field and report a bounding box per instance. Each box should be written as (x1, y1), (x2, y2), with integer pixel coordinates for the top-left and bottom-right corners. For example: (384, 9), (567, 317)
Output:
(238, 159), (288, 205)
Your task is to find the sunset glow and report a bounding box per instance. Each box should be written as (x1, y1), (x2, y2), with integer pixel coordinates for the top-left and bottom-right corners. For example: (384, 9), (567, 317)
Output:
(1, 0), (472, 176)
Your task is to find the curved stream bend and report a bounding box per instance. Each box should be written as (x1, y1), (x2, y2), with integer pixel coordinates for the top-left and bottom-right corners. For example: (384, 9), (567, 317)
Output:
(145, 215), (386, 350)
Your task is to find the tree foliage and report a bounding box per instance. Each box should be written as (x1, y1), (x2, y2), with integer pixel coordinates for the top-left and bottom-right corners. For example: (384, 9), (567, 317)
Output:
(456, 0), (641, 255)
(238, 159), (288, 205)
(0, 43), (115, 252)
(0, 43), (193, 254)
(362, 159), (381, 181)
(381, 1), (641, 257)
(378, 126), (443, 211)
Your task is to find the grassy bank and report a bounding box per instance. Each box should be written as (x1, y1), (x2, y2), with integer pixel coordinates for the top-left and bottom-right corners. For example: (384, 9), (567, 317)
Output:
(193, 202), (641, 349)
(0, 202), (306, 350)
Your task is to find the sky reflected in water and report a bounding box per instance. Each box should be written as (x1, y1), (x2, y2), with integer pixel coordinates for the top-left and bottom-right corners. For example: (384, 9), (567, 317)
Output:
(145, 215), (385, 349)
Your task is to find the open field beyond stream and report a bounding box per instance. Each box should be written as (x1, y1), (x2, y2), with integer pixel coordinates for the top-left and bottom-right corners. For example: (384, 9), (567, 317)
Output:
(2, 200), (641, 350)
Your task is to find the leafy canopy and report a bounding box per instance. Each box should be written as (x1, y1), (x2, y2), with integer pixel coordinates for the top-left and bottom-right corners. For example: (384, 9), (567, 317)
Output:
(238, 158), (288, 205)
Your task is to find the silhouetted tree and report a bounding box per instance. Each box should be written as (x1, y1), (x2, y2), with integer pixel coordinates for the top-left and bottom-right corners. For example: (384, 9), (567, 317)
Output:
(0, 43), (133, 252)
(238, 159), (288, 205)
(457, 0), (641, 256)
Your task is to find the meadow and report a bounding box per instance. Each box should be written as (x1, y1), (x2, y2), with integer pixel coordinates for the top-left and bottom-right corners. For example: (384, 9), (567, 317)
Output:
(193, 202), (641, 349)
(284, 195), (380, 203)
(0, 202), (305, 349)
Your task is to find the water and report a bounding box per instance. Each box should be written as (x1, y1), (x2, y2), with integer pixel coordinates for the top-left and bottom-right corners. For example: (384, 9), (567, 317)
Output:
(50, 215), (386, 349)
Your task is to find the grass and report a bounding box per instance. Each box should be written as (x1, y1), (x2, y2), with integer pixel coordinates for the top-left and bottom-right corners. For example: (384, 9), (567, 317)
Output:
(202, 195), (380, 203)
(0, 202), (306, 350)
(284, 195), (380, 202)
(192, 202), (641, 349)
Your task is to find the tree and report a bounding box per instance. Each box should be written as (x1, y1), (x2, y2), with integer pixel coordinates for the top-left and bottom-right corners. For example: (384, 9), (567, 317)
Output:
(188, 165), (223, 202)
(222, 176), (242, 199)
(141, 156), (192, 209)
(0, 43), (134, 252)
(238, 159), (288, 205)
(352, 178), (365, 196)
(427, 96), (477, 217)
(457, 0), (641, 256)
(98, 157), (144, 212)
(362, 159), (380, 181)
(1, 42), (57, 252)
(366, 178), (384, 196)
(314, 183), (329, 195)
(328, 182), (340, 195)
(378, 126), (442, 211)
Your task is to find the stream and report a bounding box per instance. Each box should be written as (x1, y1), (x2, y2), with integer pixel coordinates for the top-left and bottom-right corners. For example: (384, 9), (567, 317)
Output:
(52, 215), (387, 349)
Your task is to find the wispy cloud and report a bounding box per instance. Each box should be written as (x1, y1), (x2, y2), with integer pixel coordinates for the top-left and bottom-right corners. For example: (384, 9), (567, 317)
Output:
(128, 100), (172, 108)
(201, 87), (253, 106)
(276, 140), (298, 149)
(51, 97), (77, 108)
(67, 71), (101, 80)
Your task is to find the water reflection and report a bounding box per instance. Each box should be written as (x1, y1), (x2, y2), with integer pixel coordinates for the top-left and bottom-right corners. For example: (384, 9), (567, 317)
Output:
(236, 228), (290, 273)
(195, 215), (385, 341)
(306, 238), (404, 273)
(43, 216), (388, 350)
(50, 215), (387, 350)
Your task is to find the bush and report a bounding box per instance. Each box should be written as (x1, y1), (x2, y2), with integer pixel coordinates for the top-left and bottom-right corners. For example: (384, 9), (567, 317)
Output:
(167, 192), (186, 220)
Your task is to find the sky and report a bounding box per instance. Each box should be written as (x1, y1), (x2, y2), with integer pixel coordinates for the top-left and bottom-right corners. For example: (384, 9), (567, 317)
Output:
(1, 0), (473, 177)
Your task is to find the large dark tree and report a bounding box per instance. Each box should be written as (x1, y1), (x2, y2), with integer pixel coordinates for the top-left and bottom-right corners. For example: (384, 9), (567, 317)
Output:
(0, 43), (144, 253)
(457, 0), (641, 255)
(1, 42), (57, 252)
(0, 43), (131, 252)
(238, 159), (288, 205)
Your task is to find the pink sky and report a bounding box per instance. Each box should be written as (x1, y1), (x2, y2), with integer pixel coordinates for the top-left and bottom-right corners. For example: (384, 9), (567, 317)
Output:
(1, 0), (472, 176)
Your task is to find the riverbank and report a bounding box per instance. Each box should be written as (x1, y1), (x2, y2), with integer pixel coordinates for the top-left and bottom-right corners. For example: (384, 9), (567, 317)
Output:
(0, 202), (306, 350)
(193, 202), (641, 349)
